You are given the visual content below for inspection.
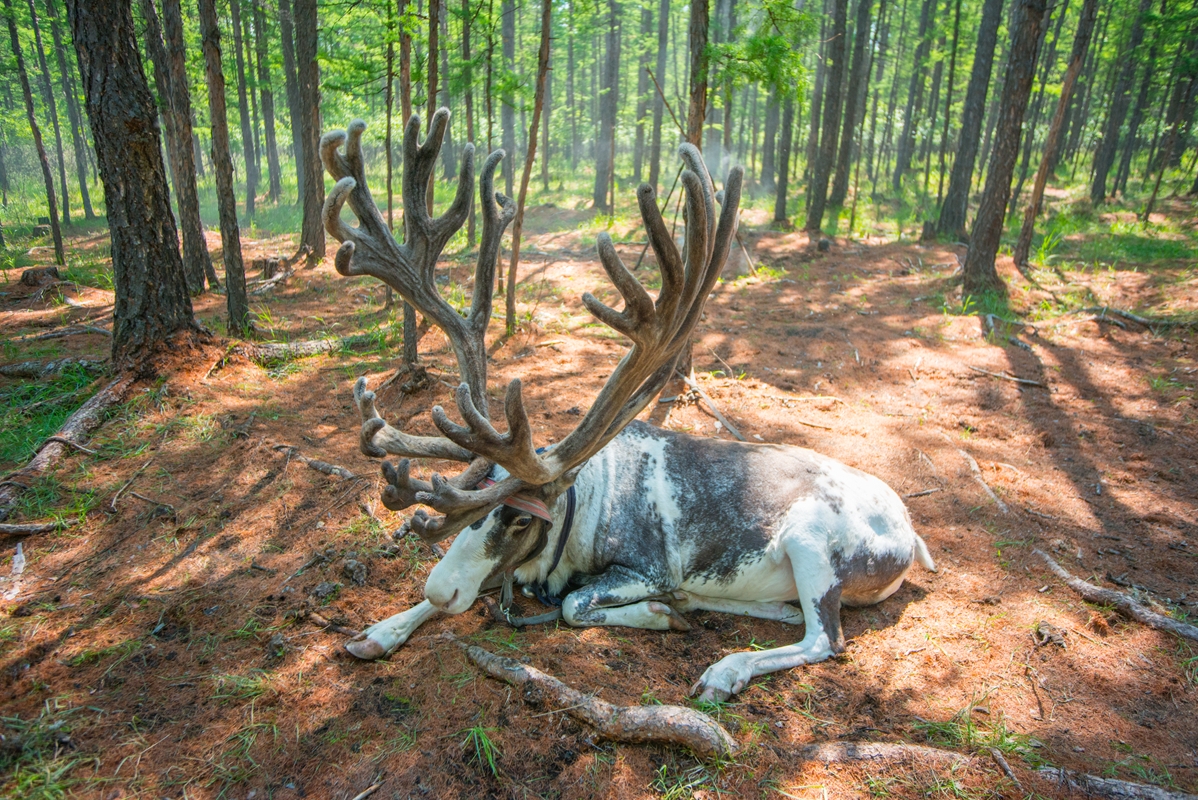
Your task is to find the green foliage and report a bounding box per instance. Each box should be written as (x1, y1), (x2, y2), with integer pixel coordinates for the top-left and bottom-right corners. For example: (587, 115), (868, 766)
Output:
(710, 0), (816, 98)
(459, 725), (501, 777)
(0, 699), (92, 800)
(0, 364), (100, 471)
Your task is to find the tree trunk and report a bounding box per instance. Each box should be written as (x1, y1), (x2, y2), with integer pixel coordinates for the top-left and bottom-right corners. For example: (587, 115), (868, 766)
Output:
(830, 0), (874, 208)
(647, 0), (668, 191)
(935, 0), (962, 204)
(962, 0), (1047, 295)
(685, 0), (707, 147)
(592, 0), (619, 211)
(632, 4), (652, 182)
(866, 0), (892, 183)
(1114, 53), (1155, 197)
(920, 31), (946, 190)
(1014, 0), (1097, 265)
(1090, 0), (1153, 204)
(199, 0), (250, 334)
(501, 0), (515, 196)
(891, 0), (935, 191)
(761, 87), (779, 191)
(4, 0), (63, 264)
(805, 0), (849, 233)
(541, 48), (551, 192)
(277, 0), (303, 201)
(461, 0), (476, 245)
(228, 0), (258, 218)
(505, 0), (552, 334)
(65, 0), (196, 371)
(1008, 0), (1068, 215)
(253, 0), (282, 201)
(26, 0), (70, 226)
(937, 0), (1004, 239)
(43, 0), (94, 220)
(425, 0), (439, 214)
(400, 0), (412, 123)
(439, 0), (454, 179)
(805, 8), (828, 179)
(875, 0), (909, 192)
(566, 4), (576, 168)
(774, 97), (795, 223)
(294, 0), (324, 258)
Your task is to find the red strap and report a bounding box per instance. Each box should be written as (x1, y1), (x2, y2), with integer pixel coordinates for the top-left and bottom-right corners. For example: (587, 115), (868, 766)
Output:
(477, 477), (554, 522)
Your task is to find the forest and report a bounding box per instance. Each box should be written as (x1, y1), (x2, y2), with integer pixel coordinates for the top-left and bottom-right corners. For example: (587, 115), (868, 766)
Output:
(0, 0), (1197, 796)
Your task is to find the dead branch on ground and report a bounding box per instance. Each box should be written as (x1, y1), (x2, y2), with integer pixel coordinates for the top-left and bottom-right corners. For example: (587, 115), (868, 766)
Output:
(676, 371), (746, 442)
(14, 324), (112, 342)
(0, 357), (106, 379)
(236, 330), (390, 363)
(946, 437), (1009, 514)
(968, 365), (1045, 387)
(1038, 766), (1198, 800)
(272, 444), (357, 480)
(0, 521), (68, 536)
(1034, 549), (1198, 643)
(306, 611), (361, 637)
(1077, 306), (1198, 332)
(454, 638), (738, 759)
(0, 378), (132, 521)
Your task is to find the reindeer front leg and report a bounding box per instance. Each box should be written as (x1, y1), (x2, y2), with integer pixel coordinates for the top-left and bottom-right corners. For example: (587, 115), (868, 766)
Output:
(690, 540), (845, 702)
(345, 600), (441, 660)
(562, 566), (691, 632)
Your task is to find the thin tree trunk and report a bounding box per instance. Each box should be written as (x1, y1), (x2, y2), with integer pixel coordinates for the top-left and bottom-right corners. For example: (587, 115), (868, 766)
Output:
(592, 0), (619, 210)
(920, 31), (945, 192)
(632, 3), (652, 182)
(229, 0), (258, 218)
(935, 0), (961, 205)
(64, 0), (198, 372)
(1014, 0), (1097, 265)
(962, 0), (1047, 295)
(1009, 0), (1068, 215)
(505, 0), (552, 334)
(806, 0), (849, 233)
(1114, 51), (1156, 197)
(294, 0), (325, 258)
(43, 0), (93, 220)
(461, 0), (476, 245)
(806, 8), (828, 179)
(761, 86), (779, 191)
(26, 0), (69, 226)
(501, 0), (515, 196)
(875, 0), (909, 193)
(891, 0), (935, 191)
(775, 97), (795, 223)
(541, 50), (551, 192)
(866, 0), (891, 183)
(936, 0), (1003, 239)
(4, 0), (63, 264)
(199, 0), (250, 334)
(400, 0), (412, 122)
(1090, 0), (1153, 204)
(439, 0), (454, 179)
(830, 0), (875, 207)
(647, 0), (668, 191)
(253, 0), (282, 201)
(425, 0), (439, 214)
(278, 0), (303, 201)
(566, 3), (576, 168)
(685, 0), (707, 146)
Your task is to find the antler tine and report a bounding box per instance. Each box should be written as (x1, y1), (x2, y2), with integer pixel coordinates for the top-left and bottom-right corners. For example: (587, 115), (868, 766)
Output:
(582, 233), (656, 343)
(379, 459), (434, 511)
(637, 183), (685, 317)
(429, 380), (552, 484)
(671, 169), (711, 341)
(677, 143), (717, 267)
(352, 377), (477, 461)
(320, 123), (389, 242)
(468, 150), (516, 334)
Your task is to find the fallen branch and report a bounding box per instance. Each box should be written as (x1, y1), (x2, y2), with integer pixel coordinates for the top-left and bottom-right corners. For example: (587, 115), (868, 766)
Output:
(676, 371), (746, 442)
(455, 639), (738, 759)
(307, 611), (361, 638)
(1077, 306), (1198, 331)
(988, 747), (1024, 793)
(950, 441), (1009, 514)
(110, 459), (153, 512)
(272, 444), (357, 480)
(237, 330), (389, 363)
(1038, 766), (1198, 800)
(904, 488), (942, 498)
(0, 520), (67, 536)
(349, 784), (382, 800)
(968, 366), (1045, 387)
(14, 324), (112, 342)
(0, 377), (132, 521)
(791, 741), (969, 767)
(766, 394), (847, 405)
(1033, 549), (1198, 643)
(0, 357), (106, 379)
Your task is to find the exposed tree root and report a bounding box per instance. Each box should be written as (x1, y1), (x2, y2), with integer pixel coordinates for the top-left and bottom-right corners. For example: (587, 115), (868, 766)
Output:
(272, 444), (357, 480)
(236, 330), (389, 363)
(0, 357), (106, 379)
(0, 378), (132, 521)
(455, 639), (739, 760)
(1034, 549), (1198, 643)
(953, 442), (1009, 514)
(676, 371), (746, 441)
(786, 741), (972, 767)
(1077, 306), (1198, 331)
(0, 521), (67, 536)
(14, 324), (112, 342)
(1038, 766), (1198, 800)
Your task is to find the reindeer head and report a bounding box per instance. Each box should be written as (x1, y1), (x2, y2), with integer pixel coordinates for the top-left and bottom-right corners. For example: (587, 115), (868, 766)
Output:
(321, 111), (742, 614)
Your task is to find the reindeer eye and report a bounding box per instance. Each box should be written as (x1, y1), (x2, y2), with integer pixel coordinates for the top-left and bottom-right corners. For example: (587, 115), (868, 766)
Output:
(510, 515), (533, 530)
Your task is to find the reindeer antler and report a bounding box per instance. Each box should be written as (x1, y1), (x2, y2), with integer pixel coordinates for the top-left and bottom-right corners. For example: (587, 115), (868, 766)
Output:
(321, 113), (740, 543)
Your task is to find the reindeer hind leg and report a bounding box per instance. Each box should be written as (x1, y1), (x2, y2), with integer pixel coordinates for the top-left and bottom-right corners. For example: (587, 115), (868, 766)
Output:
(561, 566), (690, 631)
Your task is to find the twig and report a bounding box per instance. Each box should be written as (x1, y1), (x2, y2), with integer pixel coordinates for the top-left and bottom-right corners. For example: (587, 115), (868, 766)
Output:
(952, 443), (1009, 514)
(967, 366), (1045, 387)
(454, 637), (738, 759)
(766, 394), (847, 405)
(735, 230), (756, 275)
(1038, 766), (1198, 799)
(36, 435), (98, 456)
(676, 371), (746, 442)
(307, 611), (361, 638)
(110, 459), (153, 512)
(904, 488), (942, 498)
(128, 492), (174, 513)
(988, 747), (1023, 793)
(1034, 549), (1198, 643)
(349, 784), (383, 800)
(1076, 306), (1197, 331)
(272, 444), (357, 480)
(0, 520), (67, 536)
(793, 418), (834, 431)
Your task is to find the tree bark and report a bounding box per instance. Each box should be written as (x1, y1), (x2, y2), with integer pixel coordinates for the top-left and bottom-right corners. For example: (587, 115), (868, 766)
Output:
(937, 0), (1004, 239)
(1014, 0), (1097, 266)
(805, 8), (828, 179)
(806, 0), (849, 233)
(43, 0), (94, 220)
(161, 0), (219, 289)
(228, 0), (258, 218)
(962, 0), (1047, 295)
(685, 0), (707, 147)
(632, 3), (652, 182)
(425, 0), (439, 214)
(874, 0), (909, 192)
(501, 0), (515, 196)
(1090, 0), (1153, 204)
(1114, 51), (1156, 197)
(935, 0), (962, 204)
(774, 97), (795, 223)
(760, 86), (779, 192)
(505, 0), (552, 334)
(439, 0), (453, 179)
(277, 0), (303, 201)
(891, 0), (935, 191)
(1009, 0), (1068, 215)
(26, 0), (69, 226)
(592, 0), (619, 211)
(294, 0), (324, 258)
(648, 0), (668, 191)
(253, 0), (282, 201)
(461, 0), (477, 245)
(199, 0), (250, 334)
(4, 0), (63, 264)
(64, 0), (197, 371)
(830, 0), (875, 207)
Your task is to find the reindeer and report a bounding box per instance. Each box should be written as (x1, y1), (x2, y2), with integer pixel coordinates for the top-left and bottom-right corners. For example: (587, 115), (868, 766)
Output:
(319, 111), (935, 702)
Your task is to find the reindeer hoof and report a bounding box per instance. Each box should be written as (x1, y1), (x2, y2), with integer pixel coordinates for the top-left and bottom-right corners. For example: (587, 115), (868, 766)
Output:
(647, 601), (691, 632)
(345, 635), (387, 660)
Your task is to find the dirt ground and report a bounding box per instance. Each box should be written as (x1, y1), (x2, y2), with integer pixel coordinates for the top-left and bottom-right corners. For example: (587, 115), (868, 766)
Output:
(1, 202), (1197, 799)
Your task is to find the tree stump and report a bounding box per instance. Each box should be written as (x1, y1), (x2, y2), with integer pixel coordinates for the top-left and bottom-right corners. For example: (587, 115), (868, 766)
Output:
(20, 266), (61, 286)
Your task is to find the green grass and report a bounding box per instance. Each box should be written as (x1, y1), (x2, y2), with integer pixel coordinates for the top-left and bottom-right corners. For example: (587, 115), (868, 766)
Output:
(210, 671), (275, 702)
(0, 699), (94, 800)
(459, 725), (501, 777)
(0, 363), (101, 470)
(912, 703), (1043, 766)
